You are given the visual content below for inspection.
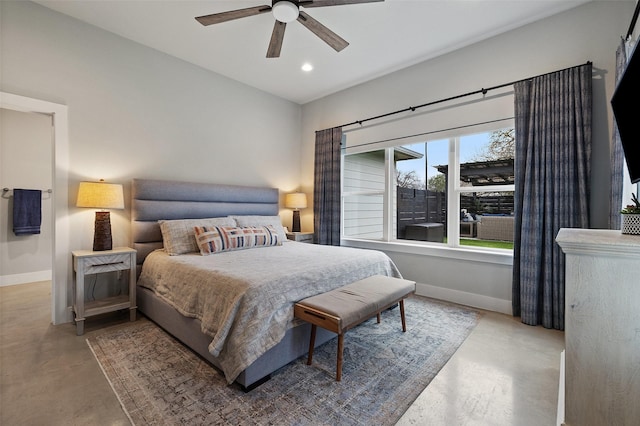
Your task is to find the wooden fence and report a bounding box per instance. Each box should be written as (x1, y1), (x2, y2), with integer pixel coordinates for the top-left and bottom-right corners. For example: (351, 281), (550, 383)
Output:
(397, 188), (445, 238)
(397, 187), (514, 238)
(460, 193), (514, 215)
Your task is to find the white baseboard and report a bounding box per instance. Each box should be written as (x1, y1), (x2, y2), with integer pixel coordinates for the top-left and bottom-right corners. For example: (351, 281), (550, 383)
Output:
(0, 270), (52, 287)
(557, 350), (565, 426)
(415, 282), (512, 315)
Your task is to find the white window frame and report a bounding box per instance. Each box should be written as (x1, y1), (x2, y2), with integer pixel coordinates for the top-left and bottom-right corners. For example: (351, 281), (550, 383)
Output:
(341, 131), (515, 266)
(450, 136), (516, 249)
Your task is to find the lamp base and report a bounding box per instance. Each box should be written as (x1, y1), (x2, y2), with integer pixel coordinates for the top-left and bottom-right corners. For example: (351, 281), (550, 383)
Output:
(292, 210), (301, 233)
(93, 211), (113, 251)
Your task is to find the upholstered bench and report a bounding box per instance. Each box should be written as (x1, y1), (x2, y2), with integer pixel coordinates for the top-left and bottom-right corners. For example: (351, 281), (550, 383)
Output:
(294, 275), (416, 381)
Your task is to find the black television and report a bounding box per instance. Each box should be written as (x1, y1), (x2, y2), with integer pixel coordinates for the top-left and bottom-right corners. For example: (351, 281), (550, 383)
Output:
(611, 41), (640, 184)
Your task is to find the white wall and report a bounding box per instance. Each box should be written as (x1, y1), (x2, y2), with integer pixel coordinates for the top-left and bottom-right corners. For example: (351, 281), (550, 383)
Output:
(1, 1), (302, 323)
(301, 1), (634, 313)
(0, 108), (53, 285)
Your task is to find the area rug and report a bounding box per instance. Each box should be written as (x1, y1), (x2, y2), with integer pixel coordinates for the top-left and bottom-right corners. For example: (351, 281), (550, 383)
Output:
(87, 296), (480, 425)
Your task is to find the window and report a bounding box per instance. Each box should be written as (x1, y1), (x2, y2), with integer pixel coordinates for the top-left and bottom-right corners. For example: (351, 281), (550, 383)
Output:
(342, 127), (515, 250)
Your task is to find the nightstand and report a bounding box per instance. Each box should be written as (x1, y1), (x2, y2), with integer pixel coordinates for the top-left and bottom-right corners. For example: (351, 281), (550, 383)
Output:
(72, 247), (137, 336)
(286, 231), (314, 243)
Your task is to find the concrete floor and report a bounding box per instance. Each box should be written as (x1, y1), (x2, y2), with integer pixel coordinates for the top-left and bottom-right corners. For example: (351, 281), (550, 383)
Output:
(1, 281), (565, 425)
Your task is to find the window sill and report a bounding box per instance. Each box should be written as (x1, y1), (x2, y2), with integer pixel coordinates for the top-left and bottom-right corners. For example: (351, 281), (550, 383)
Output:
(341, 238), (514, 266)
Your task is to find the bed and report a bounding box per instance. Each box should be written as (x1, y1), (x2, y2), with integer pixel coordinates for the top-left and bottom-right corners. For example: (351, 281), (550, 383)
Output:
(131, 178), (402, 389)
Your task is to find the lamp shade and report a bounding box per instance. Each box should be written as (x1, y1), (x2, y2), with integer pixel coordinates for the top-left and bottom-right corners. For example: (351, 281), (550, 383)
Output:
(285, 193), (307, 210)
(76, 181), (124, 209)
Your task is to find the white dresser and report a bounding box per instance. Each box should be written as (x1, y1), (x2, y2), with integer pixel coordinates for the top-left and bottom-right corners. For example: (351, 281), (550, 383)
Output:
(556, 228), (640, 426)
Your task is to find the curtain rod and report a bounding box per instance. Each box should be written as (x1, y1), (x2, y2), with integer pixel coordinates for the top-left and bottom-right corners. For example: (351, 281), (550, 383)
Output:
(345, 117), (515, 149)
(626, 1), (640, 40)
(338, 61), (592, 129)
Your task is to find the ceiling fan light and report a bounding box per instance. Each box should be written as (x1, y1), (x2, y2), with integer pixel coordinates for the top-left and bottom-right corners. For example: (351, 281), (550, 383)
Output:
(273, 1), (299, 23)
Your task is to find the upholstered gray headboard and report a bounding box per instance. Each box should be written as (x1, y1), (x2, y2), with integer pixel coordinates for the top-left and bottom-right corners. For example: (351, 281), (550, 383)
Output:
(131, 178), (279, 277)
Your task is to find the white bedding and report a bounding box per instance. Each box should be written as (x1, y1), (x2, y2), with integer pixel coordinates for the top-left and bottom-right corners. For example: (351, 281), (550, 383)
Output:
(137, 241), (402, 383)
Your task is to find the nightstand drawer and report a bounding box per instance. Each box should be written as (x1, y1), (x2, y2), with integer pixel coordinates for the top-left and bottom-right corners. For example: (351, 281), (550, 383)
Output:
(80, 253), (131, 274)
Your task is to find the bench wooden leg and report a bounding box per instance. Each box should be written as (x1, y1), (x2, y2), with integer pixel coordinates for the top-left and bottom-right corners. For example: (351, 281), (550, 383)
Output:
(336, 333), (344, 381)
(307, 324), (317, 366)
(400, 299), (407, 332)
(377, 313), (381, 323)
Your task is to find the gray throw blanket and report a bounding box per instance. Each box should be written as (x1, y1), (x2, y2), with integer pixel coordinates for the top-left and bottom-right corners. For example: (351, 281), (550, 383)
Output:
(138, 242), (402, 383)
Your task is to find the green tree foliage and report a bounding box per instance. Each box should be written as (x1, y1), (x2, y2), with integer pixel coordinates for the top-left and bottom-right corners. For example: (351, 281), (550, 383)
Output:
(427, 174), (446, 192)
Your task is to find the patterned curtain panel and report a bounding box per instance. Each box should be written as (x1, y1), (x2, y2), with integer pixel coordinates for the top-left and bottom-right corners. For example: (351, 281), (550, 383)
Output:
(609, 40), (628, 229)
(512, 63), (592, 330)
(313, 127), (343, 246)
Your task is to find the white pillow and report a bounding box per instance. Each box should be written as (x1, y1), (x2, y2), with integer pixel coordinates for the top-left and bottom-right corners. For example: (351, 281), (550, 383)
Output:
(159, 217), (236, 255)
(230, 215), (287, 242)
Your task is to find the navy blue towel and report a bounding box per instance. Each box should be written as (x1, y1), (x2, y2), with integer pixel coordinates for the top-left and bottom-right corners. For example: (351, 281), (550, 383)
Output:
(13, 189), (42, 236)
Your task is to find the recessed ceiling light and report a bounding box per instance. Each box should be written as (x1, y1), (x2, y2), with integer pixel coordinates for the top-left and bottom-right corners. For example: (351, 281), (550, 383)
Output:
(301, 63), (313, 72)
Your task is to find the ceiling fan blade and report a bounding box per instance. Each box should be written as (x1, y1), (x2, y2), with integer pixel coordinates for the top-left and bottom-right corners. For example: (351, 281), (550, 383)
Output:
(195, 6), (271, 26)
(297, 11), (348, 52)
(267, 21), (287, 58)
(300, 0), (384, 8)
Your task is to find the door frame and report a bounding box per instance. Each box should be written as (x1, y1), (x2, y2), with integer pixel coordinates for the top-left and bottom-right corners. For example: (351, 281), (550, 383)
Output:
(1, 91), (70, 324)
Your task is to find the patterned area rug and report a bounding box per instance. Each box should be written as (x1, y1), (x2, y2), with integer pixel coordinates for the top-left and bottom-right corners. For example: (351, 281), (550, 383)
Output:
(87, 296), (480, 425)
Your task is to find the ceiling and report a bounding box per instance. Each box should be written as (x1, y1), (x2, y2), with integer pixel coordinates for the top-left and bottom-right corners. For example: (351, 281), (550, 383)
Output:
(34, 0), (591, 104)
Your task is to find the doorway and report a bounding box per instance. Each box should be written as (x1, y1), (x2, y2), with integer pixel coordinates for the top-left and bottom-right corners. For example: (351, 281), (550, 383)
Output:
(1, 108), (53, 285)
(0, 92), (70, 325)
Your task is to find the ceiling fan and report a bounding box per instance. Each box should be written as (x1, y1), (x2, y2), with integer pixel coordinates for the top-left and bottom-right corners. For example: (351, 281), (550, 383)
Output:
(195, 0), (384, 58)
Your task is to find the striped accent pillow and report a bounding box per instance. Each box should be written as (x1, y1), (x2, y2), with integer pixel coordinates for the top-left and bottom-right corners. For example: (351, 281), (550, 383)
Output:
(194, 225), (282, 255)
(159, 217), (236, 255)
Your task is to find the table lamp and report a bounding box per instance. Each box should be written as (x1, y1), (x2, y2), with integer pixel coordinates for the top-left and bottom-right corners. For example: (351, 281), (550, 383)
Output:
(76, 179), (124, 251)
(285, 192), (307, 233)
